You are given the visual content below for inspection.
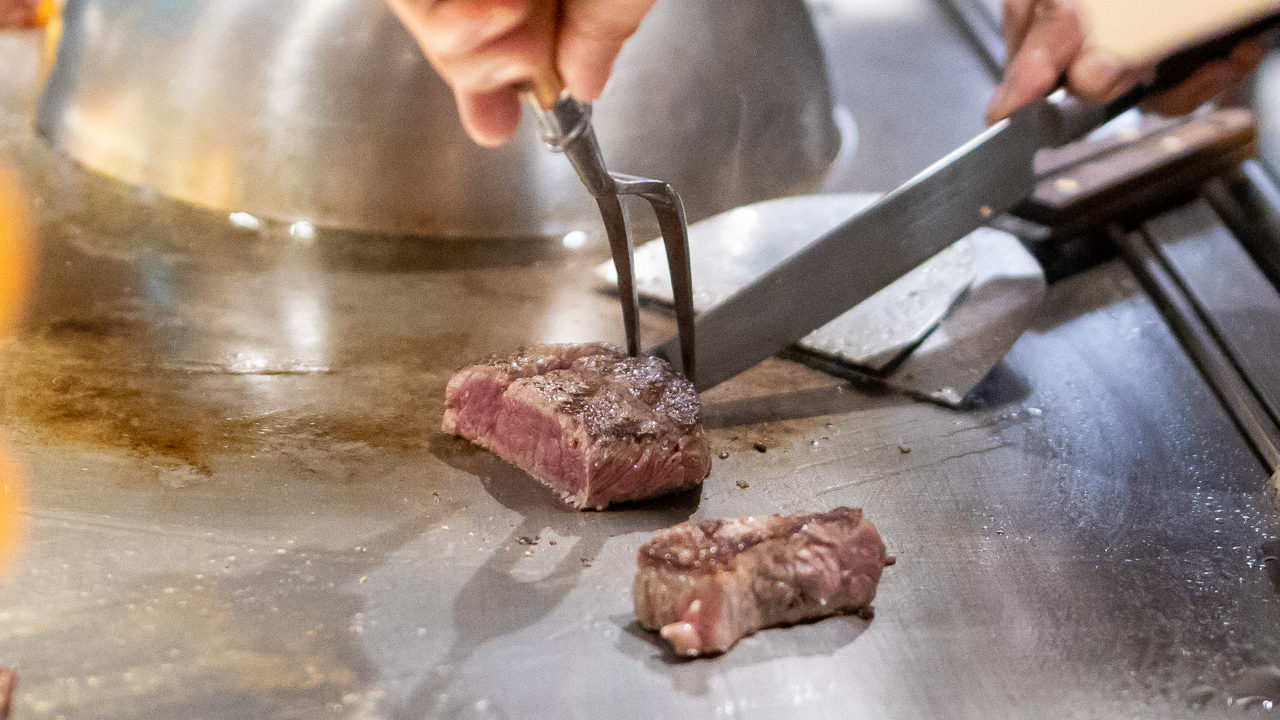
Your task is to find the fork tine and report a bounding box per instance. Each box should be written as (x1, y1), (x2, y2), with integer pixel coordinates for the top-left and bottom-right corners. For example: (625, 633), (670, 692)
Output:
(519, 90), (690, 370)
(646, 191), (695, 385)
(596, 193), (640, 356)
(611, 174), (697, 384)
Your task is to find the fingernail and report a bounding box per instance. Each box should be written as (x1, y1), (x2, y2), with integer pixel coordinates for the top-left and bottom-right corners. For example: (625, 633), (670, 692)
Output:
(985, 85), (1009, 124)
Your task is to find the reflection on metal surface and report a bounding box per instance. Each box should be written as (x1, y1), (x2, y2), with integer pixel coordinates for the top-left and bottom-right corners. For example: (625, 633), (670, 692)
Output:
(36, 0), (839, 238)
(611, 193), (977, 371)
(877, 230), (1046, 405)
(288, 220), (316, 242)
(1113, 220), (1280, 478)
(228, 211), (261, 231)
(1254, 54), (1280, 175)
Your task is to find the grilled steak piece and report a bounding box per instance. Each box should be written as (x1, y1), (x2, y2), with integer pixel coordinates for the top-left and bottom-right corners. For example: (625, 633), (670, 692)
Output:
(442, 343), (711, 510)
(633, 507), (891, 656)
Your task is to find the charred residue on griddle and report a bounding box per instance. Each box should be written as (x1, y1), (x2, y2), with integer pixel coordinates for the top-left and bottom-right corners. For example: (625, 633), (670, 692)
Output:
(0, 317), (448, 477)
(753, 442), (768, 453)
(735, 479), (749, 489)
(42, 315), (143, 338)
(898, 444), (912, 454)
(1, 327), (216, 475)
(516, 535), (540, 546)
(314, 233), (575, 273)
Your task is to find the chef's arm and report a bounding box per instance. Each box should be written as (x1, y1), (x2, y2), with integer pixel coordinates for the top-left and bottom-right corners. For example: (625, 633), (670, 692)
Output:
(986, 0), (1265, 124)
(385, 0), (655, 147)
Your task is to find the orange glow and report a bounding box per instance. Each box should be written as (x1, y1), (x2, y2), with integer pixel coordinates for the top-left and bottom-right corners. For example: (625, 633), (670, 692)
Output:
(0, 164), (32, 577)
(0, 166), (32, 337)
(38, 0), (63, 78)
(0, 440), (23, 578)
(33, 0), (59, 27)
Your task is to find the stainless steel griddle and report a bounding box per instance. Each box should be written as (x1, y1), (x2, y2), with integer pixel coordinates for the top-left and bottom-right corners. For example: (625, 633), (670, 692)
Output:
(0, 1), (1278, 719)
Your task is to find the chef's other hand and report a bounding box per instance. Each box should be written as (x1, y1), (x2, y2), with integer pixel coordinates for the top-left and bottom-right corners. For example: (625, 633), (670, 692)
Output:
(986, 0), (1265, 125)
(386, 0), (656, 147)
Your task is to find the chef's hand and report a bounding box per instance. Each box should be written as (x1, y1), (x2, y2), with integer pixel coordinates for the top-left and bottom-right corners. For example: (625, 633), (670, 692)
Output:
(986, 0), (1265, 124)
(386, 0), (656, 147)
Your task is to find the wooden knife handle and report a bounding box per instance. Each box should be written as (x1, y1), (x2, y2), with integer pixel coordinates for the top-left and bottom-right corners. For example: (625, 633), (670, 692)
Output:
(1017, 108), (1259, 233)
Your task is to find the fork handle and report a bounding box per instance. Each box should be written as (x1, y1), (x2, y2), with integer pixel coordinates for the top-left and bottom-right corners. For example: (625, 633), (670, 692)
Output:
(519, 63), (595, 153)
(523, 67), (565, 111)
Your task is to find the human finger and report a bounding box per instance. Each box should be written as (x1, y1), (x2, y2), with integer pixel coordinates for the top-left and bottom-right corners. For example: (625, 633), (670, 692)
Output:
(1142, 61), (1235, 116)
(557, 0), (656, 101)
(1002, 0), (1036, 56)
(389, 0), (531, 60)
(1065, 50), (1142, 105)
(986, 0), (1085, 123)
(455, 85), (523, 146)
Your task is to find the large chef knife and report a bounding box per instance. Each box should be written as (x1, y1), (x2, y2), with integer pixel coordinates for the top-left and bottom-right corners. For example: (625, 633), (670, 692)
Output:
(651, 7), (1280, 391)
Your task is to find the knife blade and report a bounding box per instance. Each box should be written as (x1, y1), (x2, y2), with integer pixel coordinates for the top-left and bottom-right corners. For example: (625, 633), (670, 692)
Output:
(650, 99), (1049, 390)
(652, 11), (1280, 391)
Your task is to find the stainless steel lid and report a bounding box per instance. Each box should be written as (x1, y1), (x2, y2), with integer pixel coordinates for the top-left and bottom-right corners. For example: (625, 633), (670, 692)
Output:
(35, 0), (841, 238)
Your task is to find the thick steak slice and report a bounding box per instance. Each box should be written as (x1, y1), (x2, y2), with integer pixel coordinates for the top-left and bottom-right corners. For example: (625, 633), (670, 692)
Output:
(633, 507), (891, 656)
(442, 344), (711, 510)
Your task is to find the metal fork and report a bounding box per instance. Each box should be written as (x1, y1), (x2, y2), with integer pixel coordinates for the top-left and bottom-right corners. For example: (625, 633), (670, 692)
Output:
(520, 74), (697, 385)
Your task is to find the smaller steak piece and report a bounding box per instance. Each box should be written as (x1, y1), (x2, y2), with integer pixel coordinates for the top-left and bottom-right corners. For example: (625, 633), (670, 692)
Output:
(633, 507), (891, 656)
(443, 344), (710, 510)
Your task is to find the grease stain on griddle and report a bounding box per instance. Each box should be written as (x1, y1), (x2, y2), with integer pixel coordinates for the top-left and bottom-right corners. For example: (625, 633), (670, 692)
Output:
(0, 316), (448, 478)
(1, 320), (215, 476)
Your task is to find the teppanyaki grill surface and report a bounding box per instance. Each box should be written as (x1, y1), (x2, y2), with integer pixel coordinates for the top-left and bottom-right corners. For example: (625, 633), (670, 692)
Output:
(1, 2), (1277, 718)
